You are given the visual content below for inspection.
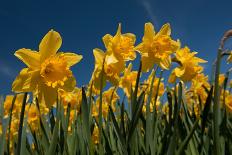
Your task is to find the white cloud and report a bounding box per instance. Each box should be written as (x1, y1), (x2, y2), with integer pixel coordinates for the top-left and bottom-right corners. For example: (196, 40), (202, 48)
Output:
(138, 0), (158, 25)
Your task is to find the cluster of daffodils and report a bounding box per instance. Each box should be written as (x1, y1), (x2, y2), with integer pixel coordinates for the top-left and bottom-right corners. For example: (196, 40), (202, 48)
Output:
(2, 22), (232, 152)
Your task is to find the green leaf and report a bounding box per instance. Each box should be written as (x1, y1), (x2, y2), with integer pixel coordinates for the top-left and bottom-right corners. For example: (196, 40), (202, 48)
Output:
(16, 92), (28, 155)
(127, 91), (145, 145)
(46, 119), (60, 155)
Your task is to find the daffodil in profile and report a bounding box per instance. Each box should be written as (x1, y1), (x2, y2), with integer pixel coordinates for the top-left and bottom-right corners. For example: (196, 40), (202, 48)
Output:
(168, 46), (207, 83)
(119, 63), (138, 98)
(136, 22), (180, 72)
(12, 30), (82, 108)
(90, 48), (124, 94)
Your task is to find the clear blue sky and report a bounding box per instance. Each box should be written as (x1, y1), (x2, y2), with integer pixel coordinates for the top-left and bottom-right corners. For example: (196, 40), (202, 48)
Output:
(0, 0), (232, 94)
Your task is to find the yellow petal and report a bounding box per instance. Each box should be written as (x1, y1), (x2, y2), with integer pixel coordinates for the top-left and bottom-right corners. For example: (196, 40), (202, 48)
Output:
(39, 30), (62, 61)
(105, 53), (119, 65)
(61, 76), (76, 92)
(102, 34), (113, 48)
(15, 48), (40, 69)
(12, 68), (39, 92)
(116, 23), (122, 36)
(38, 83), (57, 108)
(141, 55), (154, 72)
(156, 23), (171, 38)
(113, 23), (122, 43)
(144, 22), (155, 41)
(174, 67), (185, 77)
(93, 48), (105, 69)
(62, 52), (83, 67)
(159, 56), (171, 70)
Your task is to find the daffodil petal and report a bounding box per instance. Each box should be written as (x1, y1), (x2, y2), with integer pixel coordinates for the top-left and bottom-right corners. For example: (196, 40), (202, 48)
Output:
(174, 67), (185, 77)
(12, 68), (39, 92)
(39, 30), (62, 61)
(15, 48), (40, 69)
(156, 23), (171, 37)
(62, 52), (83, 67)
(61, 76), (76, 92)
(38, 83), (57, 108)
(105, 53), (119, 65)
(141, 55), (154, 72)
(102, 34), (113, 48)
(93, 48), (105, 69)
(144, 22), (155, 41)
(159, 56), (171, 70)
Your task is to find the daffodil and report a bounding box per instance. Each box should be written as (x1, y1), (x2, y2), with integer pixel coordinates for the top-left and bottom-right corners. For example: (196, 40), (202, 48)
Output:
(136, 22), (180, 72)
(58, 87), (82, 111)
(90, 48), (124, 94)
(168, 46), (207, 83)
(185, 73), (210, 117)
(12, 30), (82, 107)
(190, 73), (210, 103)
(103, 24), (136, 61)
(119, 63), (138, 98)
(26, 103), (40, 131)
(92, 87), (119, 118)
(92, 124), (99, 144)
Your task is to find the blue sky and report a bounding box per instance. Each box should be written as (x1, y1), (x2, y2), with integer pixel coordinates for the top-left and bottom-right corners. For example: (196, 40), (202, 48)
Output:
(0, 0), (232, 94)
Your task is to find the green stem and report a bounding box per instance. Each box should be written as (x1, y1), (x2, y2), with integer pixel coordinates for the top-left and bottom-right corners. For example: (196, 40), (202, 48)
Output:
(213, 47), (222, 155)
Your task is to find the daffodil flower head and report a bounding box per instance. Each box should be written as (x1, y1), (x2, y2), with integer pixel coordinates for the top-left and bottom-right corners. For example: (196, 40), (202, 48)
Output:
(90, 48), (124, 94)
(103, 23), (136, 61)
(136, 22), (180, 72)
(168, 46), (207, 83)
(12, 30), (83, 108)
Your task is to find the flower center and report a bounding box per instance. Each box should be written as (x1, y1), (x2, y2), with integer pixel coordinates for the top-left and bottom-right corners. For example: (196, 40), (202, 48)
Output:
(114, 36), (134, 57)
(40, 54), (72, 88)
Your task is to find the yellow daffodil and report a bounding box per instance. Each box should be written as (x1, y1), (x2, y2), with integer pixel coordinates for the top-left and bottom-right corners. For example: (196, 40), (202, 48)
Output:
(92, 87), (119, 118)
(168, 46), (207, 83)
(26, 103), (40, 131)
(12, 30), (82, 107)
(90, 48), (124, 94)
(119, 63), (138, 98)
(103, 24), (136, 61)
(92, 124), (99, 144)
(190, 73), (210, 103)
(58, 87), (82, 111)
(185, 73), (210, 117)
(136, 22), (180, 72)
